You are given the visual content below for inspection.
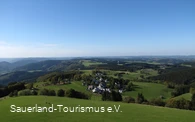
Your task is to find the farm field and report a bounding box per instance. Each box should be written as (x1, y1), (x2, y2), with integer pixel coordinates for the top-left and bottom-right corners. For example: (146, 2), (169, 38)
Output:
(33, 69), (168, 101)
(174, 93), (192, 101)
(35, 81), (88, 93)
(81, 69), (158, 80)
(0, 96), (195, 122)
(82, 60), (107, 67)
(34, 79), (172, 101)
(123, 82), (173, 100)
(34, 81), (102, 101)
(125, 61), (162, 65)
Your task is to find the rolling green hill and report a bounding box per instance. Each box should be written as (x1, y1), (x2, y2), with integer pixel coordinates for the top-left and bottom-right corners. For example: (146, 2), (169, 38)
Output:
(0, 96), (195, 122)
(34, 81), (101, 101)
(123, 82), (173, 100)
(82, 60), (107, 67)
(34, 79), (172, 101)
(174, 93), (192, 101)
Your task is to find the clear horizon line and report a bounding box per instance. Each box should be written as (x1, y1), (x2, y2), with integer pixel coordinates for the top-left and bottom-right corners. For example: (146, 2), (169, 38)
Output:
(0, 55), (195, 58)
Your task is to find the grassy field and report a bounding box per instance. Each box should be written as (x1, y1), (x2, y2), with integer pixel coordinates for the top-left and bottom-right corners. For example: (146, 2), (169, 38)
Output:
(82, 60), (107, 67)
(125, 61), (161, 65)
(81, 69), (166, 100)
(41, 81), (88, 93)
(180, 64), (192, 67)
(35, 80), (172, 101)
(106, 70), (141, 79)
(81, 69), (158, 80)
(174, 93), (192, 101)
(34, 81), (102, 101)
(123, 82), (173, 100)
(0, 96), (195, 122)
(82, 70), (143, 80)
(82, 70), (93, 75)
(34, 69), (167, 101)
(81, 69), (140, 79)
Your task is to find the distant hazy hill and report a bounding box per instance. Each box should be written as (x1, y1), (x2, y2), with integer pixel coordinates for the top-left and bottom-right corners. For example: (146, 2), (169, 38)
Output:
(0, 58), (76, 74)
(0, 59), (84, 85)
(0, 61), (12, 74)
(0, 60), (40, 74)
(0, 71), (47, 85)
(0, 58), (52, 63)
(11, 59), (38, 68)
(14, 60), (84, 72)
(14, 60), (62, 71)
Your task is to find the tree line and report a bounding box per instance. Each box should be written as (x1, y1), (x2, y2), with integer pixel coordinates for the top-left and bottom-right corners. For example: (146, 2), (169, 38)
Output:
(8, 87), (90, 100)
(123, 93), (195, 111)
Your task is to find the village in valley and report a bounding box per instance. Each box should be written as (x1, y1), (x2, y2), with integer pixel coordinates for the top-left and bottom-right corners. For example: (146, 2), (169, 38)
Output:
(83, 71), (124, 94)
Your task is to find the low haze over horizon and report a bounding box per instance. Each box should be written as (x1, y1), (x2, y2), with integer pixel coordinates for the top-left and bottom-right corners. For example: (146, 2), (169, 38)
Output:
(0, 0), (194, 58)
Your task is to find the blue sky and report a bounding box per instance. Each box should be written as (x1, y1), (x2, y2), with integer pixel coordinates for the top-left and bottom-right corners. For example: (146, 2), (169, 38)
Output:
(0, 0), (194, 57)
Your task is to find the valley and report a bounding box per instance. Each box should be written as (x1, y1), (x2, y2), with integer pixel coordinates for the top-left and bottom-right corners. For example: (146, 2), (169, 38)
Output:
(1, 57), (195, 122)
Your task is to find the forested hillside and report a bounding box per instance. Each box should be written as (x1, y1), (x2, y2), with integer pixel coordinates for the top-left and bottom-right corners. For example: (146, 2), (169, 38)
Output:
(149, 68), (195, 84)
(0, 71), (47, 85)
(0, 59), (40, 74)
(14, 60), (84, 71)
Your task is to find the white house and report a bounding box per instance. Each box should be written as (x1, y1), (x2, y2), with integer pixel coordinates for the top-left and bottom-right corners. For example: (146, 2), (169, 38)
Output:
(119, 90), (123, 94)
(92, 88), (101, 93)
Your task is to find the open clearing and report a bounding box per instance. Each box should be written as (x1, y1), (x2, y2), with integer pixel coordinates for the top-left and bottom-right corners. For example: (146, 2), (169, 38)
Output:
(123, 82), (173, 100)
(34, 81), (101, 101)
(82, 60), (107, 67)
(174, 93), (192, 101)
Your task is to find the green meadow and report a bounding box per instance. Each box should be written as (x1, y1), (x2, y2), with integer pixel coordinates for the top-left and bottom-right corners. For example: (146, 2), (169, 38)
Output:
(0, 96), (195, 122)
(2, 67), (192, 122)
(34, 79), (172, 101)
(36, 81), (88, 93)
(82, 60), (107, 67)
(174, 93), (192, 101)
(123, 82), (173, 100)
(34, 81), (102, 101)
